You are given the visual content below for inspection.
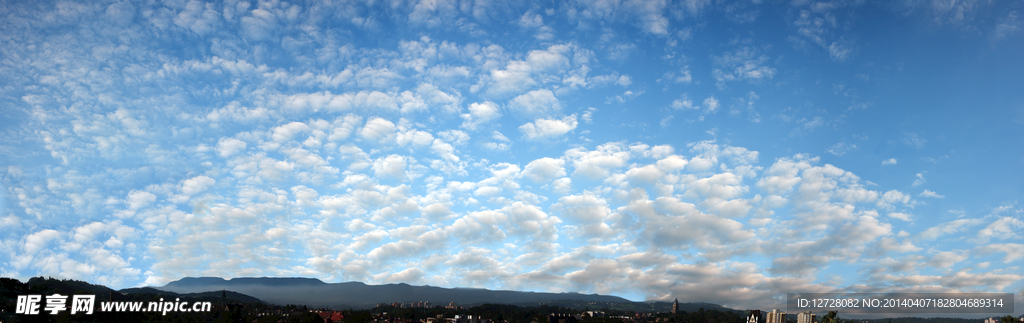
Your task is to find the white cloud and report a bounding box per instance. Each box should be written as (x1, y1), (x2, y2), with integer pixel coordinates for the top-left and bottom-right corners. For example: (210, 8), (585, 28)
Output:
(566, 143), (631, 179)
(360, 117), (397, 145)
(519, 115), (578, 140)
(977, 217), (1024, 241)
(660, 115), (674, 127)
(522, 158), (567, 183)
(919, 218), (985, 240)
(582, 107), (596, 124)
(919, 189), (945, 198)
(519, 11), (544, 28)
(461, 101), (501, 130)
(24, 229), (62, 254)
(438, 130), (470, 146)
(217, 138), (247, 158)
(572, 0), (670, 35)
(826, 142), (857, 156)
(372, 155), (409, 181)
(126, 190), (156, 210)
(408, 0), (459, 27)
(271, 122), (310, 143)
(328, 115), (363, 142)
(385, 267), (425, 284)
(992, 11), (1021, 43)
(484, 131), (511, 151)
(878, 190), (911, 210)
(103, 1), (135, 27)
(912, 173), (925, 187)
(672, 97), (696, 110)
(173, 0), (221, 35)
(978, 243), (1024, 263)
(510, 89), (562, 118)
(711, 47), (776, 88)
(903, 133), (926, 149)
(180, 175), (215, 196)
(396, 128), (435, 148)
(882, 158), (897, 165)
(791, 6), (856, 61)
(702, 96), (720, 113)
(888, 212), (912, 221)
(240, 8), (279, 41)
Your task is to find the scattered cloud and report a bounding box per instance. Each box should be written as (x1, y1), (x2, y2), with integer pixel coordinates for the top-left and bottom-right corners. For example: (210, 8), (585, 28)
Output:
(511, 89), (562, 118)
(0, 0), (1018, 310)
(826, 142), (857, 156)
(711, 47), (776, 88)
(520, 115), (579, 140)
(903, 133), (927, 150)
(912, 173), (925, 187)
(991, 11), (1021, 43)
(461, 102), (502, 131)
(703, 96), (720, 114)
(919, 189), (945, 199)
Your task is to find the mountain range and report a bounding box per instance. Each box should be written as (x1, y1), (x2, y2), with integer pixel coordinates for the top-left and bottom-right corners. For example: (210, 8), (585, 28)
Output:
(156, 276), (635, 309)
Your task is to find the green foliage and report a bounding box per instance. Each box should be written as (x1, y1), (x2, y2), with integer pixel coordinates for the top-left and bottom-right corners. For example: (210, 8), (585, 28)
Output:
(822, 311), (839, 323)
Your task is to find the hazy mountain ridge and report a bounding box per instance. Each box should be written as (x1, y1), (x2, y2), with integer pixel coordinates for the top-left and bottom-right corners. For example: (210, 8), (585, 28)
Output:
(156, 276), (634, 309)
(1, 277), (267, 322)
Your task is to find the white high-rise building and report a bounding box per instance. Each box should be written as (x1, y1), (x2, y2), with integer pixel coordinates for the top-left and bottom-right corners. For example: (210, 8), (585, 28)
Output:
(797, 311), (815, 323)
(767, 309), (787, 323)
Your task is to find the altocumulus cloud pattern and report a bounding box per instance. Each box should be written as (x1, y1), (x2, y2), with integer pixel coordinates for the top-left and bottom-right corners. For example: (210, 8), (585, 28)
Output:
(1, 0), (1023, 312)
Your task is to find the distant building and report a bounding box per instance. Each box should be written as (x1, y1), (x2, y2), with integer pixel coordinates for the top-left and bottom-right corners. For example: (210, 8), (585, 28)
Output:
(748, 310), (762, 323)
(797, 311), (815, 323)
(450, 315), (485, 323)
(984, 318), (997, 323)
(549, 313), (580, 323)
(673, 299), (679, 314)
(315, 310), (344, 323)
(767, 309), (786, 323)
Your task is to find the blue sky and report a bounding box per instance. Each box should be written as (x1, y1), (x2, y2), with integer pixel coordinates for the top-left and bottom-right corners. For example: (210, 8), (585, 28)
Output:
(1, 0), (1023, 315)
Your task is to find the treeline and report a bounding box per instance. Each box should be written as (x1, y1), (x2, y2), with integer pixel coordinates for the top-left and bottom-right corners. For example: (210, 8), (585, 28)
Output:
(368, 303), (591, 323)
(861, 318), (999, 323)
(653, 307), (746, 323)
(365, 303), (746, 323)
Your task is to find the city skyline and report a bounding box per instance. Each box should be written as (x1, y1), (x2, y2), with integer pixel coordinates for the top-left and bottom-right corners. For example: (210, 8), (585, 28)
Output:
(1, 0), (1022, 316)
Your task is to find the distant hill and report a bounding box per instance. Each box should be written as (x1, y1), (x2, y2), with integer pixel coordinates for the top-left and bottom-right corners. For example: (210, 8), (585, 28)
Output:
(1, 276), (268, 322)
(155, 276), (634, 309)
(119, 286), (265, 304)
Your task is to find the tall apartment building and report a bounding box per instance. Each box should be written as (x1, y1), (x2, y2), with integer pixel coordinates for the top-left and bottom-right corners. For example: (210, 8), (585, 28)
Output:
(767, 309), (787, 323)
(797, 311), (815, 323)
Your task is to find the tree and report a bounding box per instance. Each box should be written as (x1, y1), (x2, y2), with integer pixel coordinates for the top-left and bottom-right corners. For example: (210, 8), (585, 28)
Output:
(1000, 315), (1017, 323)
(821, 311), (839, 323)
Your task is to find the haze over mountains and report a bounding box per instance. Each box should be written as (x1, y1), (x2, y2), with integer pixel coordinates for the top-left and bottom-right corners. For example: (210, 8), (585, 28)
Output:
(156, 277), (634, 309)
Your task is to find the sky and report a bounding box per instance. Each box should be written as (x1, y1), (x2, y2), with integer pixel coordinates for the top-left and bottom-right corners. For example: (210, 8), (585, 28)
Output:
(1, 0), (1023, 316)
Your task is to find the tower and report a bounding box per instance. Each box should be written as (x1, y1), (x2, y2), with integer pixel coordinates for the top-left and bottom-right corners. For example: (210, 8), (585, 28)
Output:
(672, 298), (679, 314)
